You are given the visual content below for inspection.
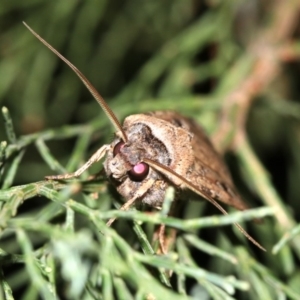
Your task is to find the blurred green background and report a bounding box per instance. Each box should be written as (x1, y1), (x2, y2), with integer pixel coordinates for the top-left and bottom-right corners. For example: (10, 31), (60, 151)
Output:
(1, 1), (300, 299)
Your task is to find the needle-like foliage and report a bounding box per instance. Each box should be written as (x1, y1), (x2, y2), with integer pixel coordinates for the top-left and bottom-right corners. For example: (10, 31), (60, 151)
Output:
(1, 1), (300, 299)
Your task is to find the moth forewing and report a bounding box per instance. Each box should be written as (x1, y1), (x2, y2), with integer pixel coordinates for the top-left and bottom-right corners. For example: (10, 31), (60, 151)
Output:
(24, 23), (265, 251)
(149, 111), (250, 211)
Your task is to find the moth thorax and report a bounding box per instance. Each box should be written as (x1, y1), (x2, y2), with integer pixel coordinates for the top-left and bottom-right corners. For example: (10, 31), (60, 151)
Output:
(123, 122), (172, 167)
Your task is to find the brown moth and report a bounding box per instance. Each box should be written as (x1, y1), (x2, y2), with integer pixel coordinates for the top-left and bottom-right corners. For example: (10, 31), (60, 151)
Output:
(24, 23), (265, 251)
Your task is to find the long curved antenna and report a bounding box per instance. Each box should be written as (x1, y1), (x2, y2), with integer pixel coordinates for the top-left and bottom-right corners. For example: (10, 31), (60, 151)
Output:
(144, 158), (266, 251)
(23, 22), (127, 142)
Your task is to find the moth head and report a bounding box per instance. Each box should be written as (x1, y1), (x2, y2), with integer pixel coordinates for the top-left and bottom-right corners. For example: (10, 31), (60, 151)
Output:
(103, 114), (195, 207)
(106, 139), (150, 182)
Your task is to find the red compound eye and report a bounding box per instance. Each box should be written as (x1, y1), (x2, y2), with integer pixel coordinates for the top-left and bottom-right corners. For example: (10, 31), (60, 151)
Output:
(113, 141), (125, 157)
(128, 162), (149, 181)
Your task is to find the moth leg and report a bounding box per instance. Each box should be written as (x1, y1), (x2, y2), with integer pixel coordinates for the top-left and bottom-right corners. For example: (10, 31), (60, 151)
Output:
(45, 144), (110, 180)
(158, 224), (167, 254)
(152, 224), (178, 255)
(106, 196), (137, 227)
(106, 178), (155, 227)
(155, 201), (180, 254)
